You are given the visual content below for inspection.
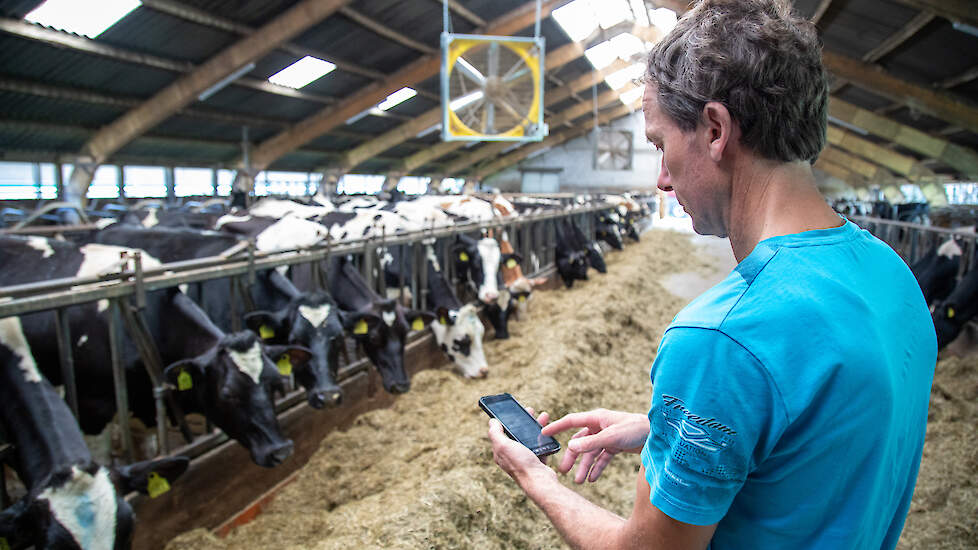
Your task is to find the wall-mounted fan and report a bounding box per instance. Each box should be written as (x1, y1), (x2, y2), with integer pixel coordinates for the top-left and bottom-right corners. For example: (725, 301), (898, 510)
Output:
(594, 130), (633, 170)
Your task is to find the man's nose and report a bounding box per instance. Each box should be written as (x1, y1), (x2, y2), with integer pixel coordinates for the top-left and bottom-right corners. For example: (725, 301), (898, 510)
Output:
(657, 156), (672, 192)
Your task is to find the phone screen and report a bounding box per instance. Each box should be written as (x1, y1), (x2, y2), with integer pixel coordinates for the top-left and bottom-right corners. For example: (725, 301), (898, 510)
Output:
(481, 394), (559, 454)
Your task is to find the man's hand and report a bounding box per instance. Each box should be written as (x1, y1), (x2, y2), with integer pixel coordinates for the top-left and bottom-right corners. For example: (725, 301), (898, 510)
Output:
(488, 409), (555, 487)
(542, 409), (650, 484)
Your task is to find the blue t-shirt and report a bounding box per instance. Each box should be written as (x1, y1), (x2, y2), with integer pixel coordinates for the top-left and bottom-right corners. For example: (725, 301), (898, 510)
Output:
(641, 220), (935, 549)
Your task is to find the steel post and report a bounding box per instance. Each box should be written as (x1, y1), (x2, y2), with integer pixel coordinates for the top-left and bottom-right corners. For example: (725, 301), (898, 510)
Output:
(53, 308), (79, 419)
(108, 300), (134, 463)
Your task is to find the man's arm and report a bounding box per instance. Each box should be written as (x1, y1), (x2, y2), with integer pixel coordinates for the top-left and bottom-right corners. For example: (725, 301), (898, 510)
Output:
(489, 419), (716, 550)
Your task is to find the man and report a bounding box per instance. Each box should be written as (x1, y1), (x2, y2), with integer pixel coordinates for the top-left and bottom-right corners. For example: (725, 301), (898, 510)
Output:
(487, 1), (936, 548)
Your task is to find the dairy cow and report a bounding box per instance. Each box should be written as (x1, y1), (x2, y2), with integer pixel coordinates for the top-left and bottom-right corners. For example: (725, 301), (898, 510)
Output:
(0, 317), (189, 549)
(554, 222), (589, 288)
(0, 236), (298, 467)
(326, 256), (430, 393)
(931, 251), (978, 349)
(453, 234), (516, 339)
(94, 225), (343, 409)
(911, 238), (962, 306)
(595, 212), (624, 250)
(565, 219), (607, 274)
(499, 232), (547, 321)
(382, 244), (488, 378)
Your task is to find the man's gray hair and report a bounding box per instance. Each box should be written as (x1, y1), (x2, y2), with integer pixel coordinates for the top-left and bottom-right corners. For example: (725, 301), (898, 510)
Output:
(645, 0), (828, 163)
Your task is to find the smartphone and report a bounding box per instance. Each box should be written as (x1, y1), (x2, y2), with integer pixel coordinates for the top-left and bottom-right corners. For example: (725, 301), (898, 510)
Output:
(479, 393), (561, 457)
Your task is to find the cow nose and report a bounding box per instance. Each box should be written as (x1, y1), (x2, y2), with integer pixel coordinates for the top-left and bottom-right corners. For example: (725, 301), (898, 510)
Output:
(390, 382), (411, 394)
(478, 366), (489, 378)
(309, 391), (327, 409)
(483, 291), (499, 302)
(270, 441), (293, 465)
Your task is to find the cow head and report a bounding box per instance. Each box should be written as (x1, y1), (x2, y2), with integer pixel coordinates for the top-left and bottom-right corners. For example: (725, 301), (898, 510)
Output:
(164, 331), (294, 468)
(596, 214), (624, 250)
(430, 304), (488, 378)
(340, 300), (427, 394)
(245, 291), (345, 409)
(484, 288), (517, 339)
(586, 242), (607, 273)
(507, 277), (536, 321)
(454, 235), (501, 304)
(557, 251), (589, 288)
(0, 457), (188, 550)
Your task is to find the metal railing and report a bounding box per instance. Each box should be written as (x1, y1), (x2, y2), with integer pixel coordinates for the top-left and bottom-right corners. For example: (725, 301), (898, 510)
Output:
(850, 216), (978, 276)
(0, 204), (614, 467)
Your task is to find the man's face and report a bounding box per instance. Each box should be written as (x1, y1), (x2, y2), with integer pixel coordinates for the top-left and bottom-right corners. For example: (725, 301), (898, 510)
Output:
(643, 84), (727, 237)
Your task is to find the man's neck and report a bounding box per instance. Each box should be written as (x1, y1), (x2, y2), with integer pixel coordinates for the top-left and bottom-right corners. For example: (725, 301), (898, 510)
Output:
(725, 157), (842, 263)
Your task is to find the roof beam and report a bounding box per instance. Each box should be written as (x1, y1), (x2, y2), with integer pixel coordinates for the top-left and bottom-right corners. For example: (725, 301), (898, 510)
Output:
(935, 64), (978, 89)
(338, 6), (437, 55)
(828, 97), (978, 179)
(141, 0), (386, 81)
(862, 10), (935, 63)
(246, 0), (574, 172)
(472, 102), (638, 180)
(819, 146), (895, 183)
(64, 0), (351, 202)
(0, 17), (337, 103)
(889, 0), (978, 28)
(822, 51), (978, 135)
(811, 0), (833, 24)
(825, 124), (933, 179)
(430, 0), (486, 27)
(397, 58), (635, 173)
(815, 159), (869, 187)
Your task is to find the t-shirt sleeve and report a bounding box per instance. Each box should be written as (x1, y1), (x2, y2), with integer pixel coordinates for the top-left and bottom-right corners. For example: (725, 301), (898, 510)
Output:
(641, 326), (787, 526)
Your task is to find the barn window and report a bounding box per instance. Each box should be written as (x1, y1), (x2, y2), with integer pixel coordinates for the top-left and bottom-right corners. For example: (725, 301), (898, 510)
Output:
(175, 167), (214, 197)
(216, 170), (235, 196)
(123, 166), (166, 198)
(0, 162), (37, 200)
(397, 176), (430, 195)
(338, 174), (384, 195)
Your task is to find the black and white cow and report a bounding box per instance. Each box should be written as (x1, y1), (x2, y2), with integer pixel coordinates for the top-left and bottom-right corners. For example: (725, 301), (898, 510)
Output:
(383, 244), (488, 378)
(595, 212), (624, 250)
(554, 222), (590, 288)
(0, 236), (298, 468)
(326, 256), (429, 394)
(94, 225), (344, 410)
(565, 219), (607, 274)
(932, 252), (978, 349)
(0, 316), (189, 549)
(911, 238), (962, 307)
(453, 234), (516, 339)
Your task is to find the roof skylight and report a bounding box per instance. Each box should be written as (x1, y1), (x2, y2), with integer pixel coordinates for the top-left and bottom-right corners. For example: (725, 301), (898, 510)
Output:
(585, 41), (618, 70)
(609, 33), (645, 60)
(597, 0), (634, 30)
(629, 0), (651, 27)
(620, 87), (644, 105)
(268, 56), (336, 89)
(25, 0), (141, 39)
(552, 0), (598, 42)
(605, 63), (644, 90)
(377, 87), (417, 111)
(650, 8), (678, 34)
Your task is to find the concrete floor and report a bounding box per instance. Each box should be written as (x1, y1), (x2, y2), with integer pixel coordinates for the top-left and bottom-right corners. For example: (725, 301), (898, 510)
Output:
(654, 216), (736, 302)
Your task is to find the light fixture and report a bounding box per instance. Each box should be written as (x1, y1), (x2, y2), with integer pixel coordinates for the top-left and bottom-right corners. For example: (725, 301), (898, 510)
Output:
(377, 87), (417, 111)
(268, 56), (336, 89)
(552, 0), (598, 42)
(25, 0), (141, 38)
(585, 41), (618, 70)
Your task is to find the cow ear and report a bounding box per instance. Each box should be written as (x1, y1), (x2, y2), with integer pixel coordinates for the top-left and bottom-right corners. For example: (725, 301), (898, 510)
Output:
(501, 253), (522, 268)
(164, 359), (203, 394)
(340, 311), (381, 335)
(407, 310), (437, 330)
(244, 310), (286, 341)
(114, 456), (190, 496)
(265, 344), (313, 367)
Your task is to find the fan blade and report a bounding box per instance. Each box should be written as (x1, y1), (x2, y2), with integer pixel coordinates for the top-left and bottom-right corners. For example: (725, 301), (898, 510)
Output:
(456, 55), (486, 86)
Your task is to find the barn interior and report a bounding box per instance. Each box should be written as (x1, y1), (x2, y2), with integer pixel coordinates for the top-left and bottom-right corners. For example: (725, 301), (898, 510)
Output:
(0, 0), (976, 549)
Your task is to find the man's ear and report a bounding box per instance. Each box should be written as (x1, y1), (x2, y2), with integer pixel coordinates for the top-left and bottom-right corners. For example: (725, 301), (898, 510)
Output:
(702, 101), (733, 162)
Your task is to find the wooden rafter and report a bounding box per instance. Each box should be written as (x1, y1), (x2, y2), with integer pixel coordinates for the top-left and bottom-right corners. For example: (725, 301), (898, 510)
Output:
(338, 6), (437, 55)
(811, 0), (833, 25)
(889, 0), (978, 29)
(826, 124), (934, 180)
(246, 0), (575, 173)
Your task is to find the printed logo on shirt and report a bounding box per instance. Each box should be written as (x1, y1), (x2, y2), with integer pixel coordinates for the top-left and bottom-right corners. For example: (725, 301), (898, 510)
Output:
(659, 394), (736, 452)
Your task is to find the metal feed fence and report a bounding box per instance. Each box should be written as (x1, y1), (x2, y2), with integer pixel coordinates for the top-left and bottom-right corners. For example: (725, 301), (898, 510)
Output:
(0, 204), (612, 470)
(850, 216), (978, 278)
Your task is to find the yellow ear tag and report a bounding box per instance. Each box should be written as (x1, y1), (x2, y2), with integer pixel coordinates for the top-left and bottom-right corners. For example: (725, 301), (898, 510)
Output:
(277, 354), (292, 376)
(459, 251), (469, 262)
(506, 259), (517, 269)
(177, 369), (193, 391)
(353, 319), (369, 335)
(0, 537), (10, 550)
(518, 295), (526, 303)
(947, 307), (956, 319)
(147, 472), (171, 499)
(259, 324), (275, 339)
(439, 316), (448, 325)
(411, 318), (425, 331)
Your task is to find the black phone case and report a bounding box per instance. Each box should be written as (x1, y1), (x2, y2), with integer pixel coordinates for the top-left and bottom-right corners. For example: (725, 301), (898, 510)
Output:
(479, 394), (561, 457)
